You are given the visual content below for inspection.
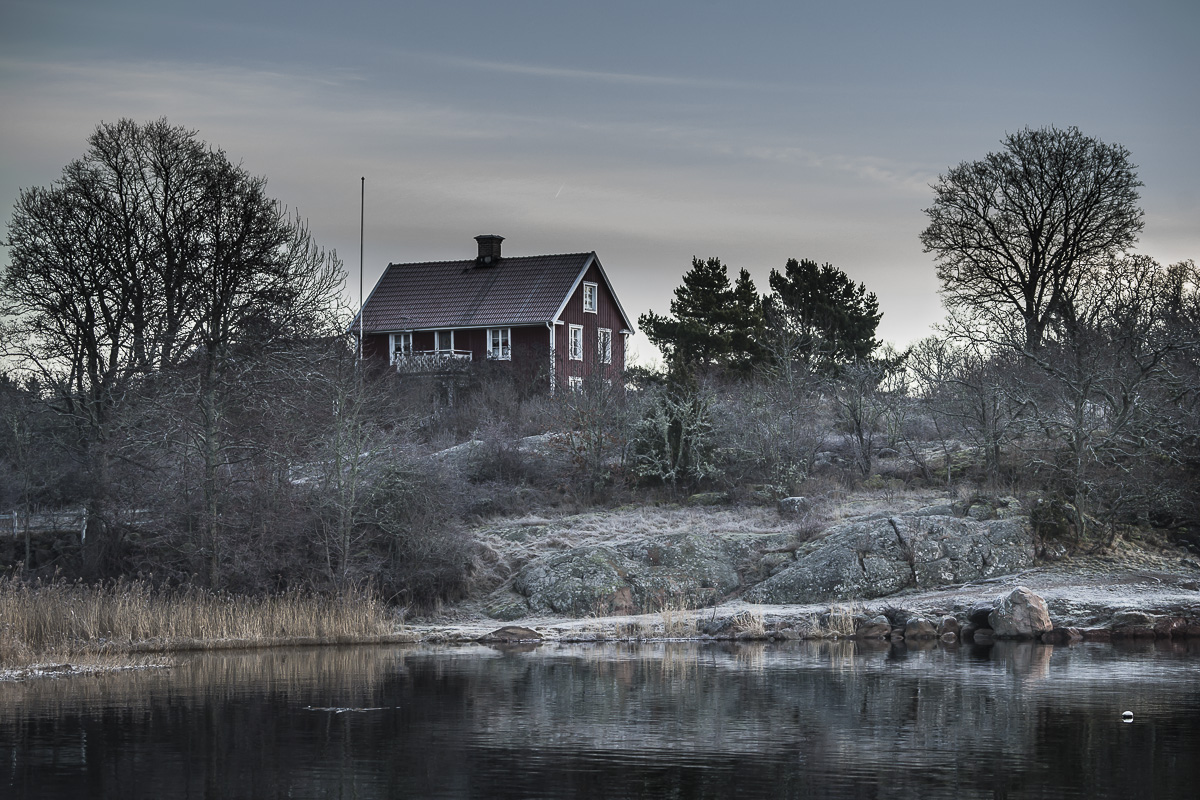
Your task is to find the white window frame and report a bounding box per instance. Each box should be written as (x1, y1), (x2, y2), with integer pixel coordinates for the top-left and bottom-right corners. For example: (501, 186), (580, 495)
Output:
(583, 282), (598, 313)
(598, 327), (612, 365)
(390, 331), (413, 363)
(487, 327), (511, 360)
(434, 330), (455, 353)
(568, 376), (583, 392)
(568, 324), (583, 361)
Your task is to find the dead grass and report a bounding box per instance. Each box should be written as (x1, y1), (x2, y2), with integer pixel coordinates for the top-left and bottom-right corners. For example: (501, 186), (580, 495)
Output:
(659, 597), (698, 638)
(0, 577), (395, 668)
(730, 609), (766, 637)
(797, 602), (861, 639)
(476, 505), (810, 550)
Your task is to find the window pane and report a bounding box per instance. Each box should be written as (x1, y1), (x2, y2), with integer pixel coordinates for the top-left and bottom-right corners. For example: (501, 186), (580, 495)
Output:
(487, 328), (511, 360)
(569, 325), (583, 360)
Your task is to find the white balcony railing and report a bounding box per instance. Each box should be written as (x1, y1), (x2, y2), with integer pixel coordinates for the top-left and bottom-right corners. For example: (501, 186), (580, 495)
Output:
(391, 349), (473, 373)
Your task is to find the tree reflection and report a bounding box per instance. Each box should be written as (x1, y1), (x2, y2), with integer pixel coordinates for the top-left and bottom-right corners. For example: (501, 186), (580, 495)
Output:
(2, 642), (1199, 799)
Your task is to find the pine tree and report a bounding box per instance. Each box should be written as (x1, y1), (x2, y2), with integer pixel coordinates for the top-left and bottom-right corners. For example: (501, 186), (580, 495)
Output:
(764, 258), (881, 368)
(639, 257), (764, 374)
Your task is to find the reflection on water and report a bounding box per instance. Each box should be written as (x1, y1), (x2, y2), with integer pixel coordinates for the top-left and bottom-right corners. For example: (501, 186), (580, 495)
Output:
(3, 640), (1200, 799)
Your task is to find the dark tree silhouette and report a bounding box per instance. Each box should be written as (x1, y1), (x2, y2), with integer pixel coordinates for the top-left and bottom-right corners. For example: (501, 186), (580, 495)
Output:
(639, 257), (764, 373)
(765, 257), (881, 368)
(921, 126), (1143, 350)
(2, 118), (344, 579)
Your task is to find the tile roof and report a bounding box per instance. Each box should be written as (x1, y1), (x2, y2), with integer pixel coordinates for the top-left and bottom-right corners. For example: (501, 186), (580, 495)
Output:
(357, 252), (596, 332)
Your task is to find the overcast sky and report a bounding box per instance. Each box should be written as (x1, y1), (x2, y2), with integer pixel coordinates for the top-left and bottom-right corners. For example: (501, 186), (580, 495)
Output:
(2, 0), (1197, 365)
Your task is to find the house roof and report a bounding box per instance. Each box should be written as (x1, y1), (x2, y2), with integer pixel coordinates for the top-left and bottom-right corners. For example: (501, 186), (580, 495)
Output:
(355, 251), (634, 333)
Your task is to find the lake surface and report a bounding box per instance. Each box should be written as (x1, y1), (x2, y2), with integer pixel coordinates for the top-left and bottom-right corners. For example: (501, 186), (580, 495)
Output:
(3, 639), (1199, 799)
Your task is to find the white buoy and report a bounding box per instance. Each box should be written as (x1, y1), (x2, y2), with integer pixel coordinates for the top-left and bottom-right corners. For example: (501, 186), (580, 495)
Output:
(1121, 711), (1134, 723)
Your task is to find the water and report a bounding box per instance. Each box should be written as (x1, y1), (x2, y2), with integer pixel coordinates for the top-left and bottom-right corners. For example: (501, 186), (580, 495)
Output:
(3, 639), (1199, 799)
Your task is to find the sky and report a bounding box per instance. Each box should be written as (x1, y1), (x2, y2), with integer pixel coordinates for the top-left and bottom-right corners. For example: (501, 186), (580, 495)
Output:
(2, 0), (1197, 366)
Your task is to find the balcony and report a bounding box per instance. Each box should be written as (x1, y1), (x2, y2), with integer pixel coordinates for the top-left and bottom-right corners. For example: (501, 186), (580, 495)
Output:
(392, 349), (473, 375)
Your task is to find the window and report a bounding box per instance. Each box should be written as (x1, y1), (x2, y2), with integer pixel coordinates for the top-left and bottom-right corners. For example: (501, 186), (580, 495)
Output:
(583, 282), (598, 313)
(598, 328), (612, 365)
(568, 324), (583, 360)
(568, 376), (583, 392)
(487, 328), (511, 360)
(390, 331), (412, 363)
(435, 330), (454, 353)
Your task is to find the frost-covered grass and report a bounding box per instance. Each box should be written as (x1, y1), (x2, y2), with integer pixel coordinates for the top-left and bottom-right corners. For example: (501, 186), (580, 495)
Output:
(0, 578), (394, 668)
(480, 505), (820, 550)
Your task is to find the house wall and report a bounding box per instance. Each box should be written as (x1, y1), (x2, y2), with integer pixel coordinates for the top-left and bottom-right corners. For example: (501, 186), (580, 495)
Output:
(553, 262), (627, 388)
(362, 332), (389, 361)
(361, 326), (551, 388)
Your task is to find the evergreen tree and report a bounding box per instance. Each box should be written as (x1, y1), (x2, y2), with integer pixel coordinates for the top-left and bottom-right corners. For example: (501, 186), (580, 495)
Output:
(764, 258), (881, 368)
(639, 257), (764, 374)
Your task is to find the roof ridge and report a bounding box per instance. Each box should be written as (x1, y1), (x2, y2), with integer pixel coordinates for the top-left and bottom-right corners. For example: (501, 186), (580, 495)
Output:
(387, 251), (593, 267)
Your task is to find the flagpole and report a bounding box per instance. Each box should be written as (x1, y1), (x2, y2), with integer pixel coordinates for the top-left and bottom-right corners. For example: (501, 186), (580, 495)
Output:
(359, 176), (365, 363)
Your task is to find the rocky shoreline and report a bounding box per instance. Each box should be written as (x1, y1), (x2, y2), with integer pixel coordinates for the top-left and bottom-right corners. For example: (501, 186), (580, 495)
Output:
(409, 573), (1200, 647)
(411, 494), (1200, 646)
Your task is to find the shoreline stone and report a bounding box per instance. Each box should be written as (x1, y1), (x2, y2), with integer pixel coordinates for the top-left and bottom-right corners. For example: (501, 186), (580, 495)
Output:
(989, 587), (1053, 639)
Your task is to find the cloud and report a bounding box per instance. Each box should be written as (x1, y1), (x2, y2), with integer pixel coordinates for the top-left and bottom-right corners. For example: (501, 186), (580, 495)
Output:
(419, 53), (773, 92)
(0, 54), (949, 349)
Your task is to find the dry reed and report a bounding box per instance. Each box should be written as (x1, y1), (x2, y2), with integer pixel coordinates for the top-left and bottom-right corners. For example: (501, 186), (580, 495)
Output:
(797, 602), (861, 639)
(0, 577), (395, 668)
(730, 609), (766, 637)
(658, 597), (698, 638)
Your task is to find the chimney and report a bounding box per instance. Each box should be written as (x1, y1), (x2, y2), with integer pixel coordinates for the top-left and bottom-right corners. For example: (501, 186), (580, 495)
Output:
(474, 234), (504, 266)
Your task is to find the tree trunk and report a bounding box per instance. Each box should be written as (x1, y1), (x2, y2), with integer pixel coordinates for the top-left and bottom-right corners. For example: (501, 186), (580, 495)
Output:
(200, 359), (223, 588)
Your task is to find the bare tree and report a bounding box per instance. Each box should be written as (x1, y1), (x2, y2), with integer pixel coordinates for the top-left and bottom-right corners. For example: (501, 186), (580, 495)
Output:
(722, 326), (829, 493)
(1013, 257), (1200, 540)
(558, 373), (637, 501)
(907, 331), (1025, 484)
(921, 126), (1143, 350)
(830, 348), (909, 477)
(2, 119), (344, 580)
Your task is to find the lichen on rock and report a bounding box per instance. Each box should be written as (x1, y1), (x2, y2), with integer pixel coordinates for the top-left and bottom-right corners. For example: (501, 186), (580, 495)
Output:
(744, 514), (1035, 605)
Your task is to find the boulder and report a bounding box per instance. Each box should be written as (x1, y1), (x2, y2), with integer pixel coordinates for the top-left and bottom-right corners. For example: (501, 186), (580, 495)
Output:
(988, 587), (1053, 639)
(484, 592), (534, 622)
(905, 617), (938, 639)
(1041, 627), (1083, 645)
(1111, 609), (1157, 638)
(912, 504), (955, 517)
(478, 626), (543, 643)
(510, 546), (640, 616)
(855, 621), (891, 639)
(503, 533), (743, 618)
(967, 503), (997, 521)
(745, 515), (1035, 605)
(967, 603), (994, 627)
(777, 497), (812, 515)
(1111, 609), (1155, 627)
(972, 627), (995, 644)
(1154, 617), (1187, 639)
(937, 616), (960, 637)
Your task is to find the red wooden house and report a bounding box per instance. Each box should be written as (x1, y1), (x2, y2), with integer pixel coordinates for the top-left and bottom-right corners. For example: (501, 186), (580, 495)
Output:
(355, 235), (634, 392)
